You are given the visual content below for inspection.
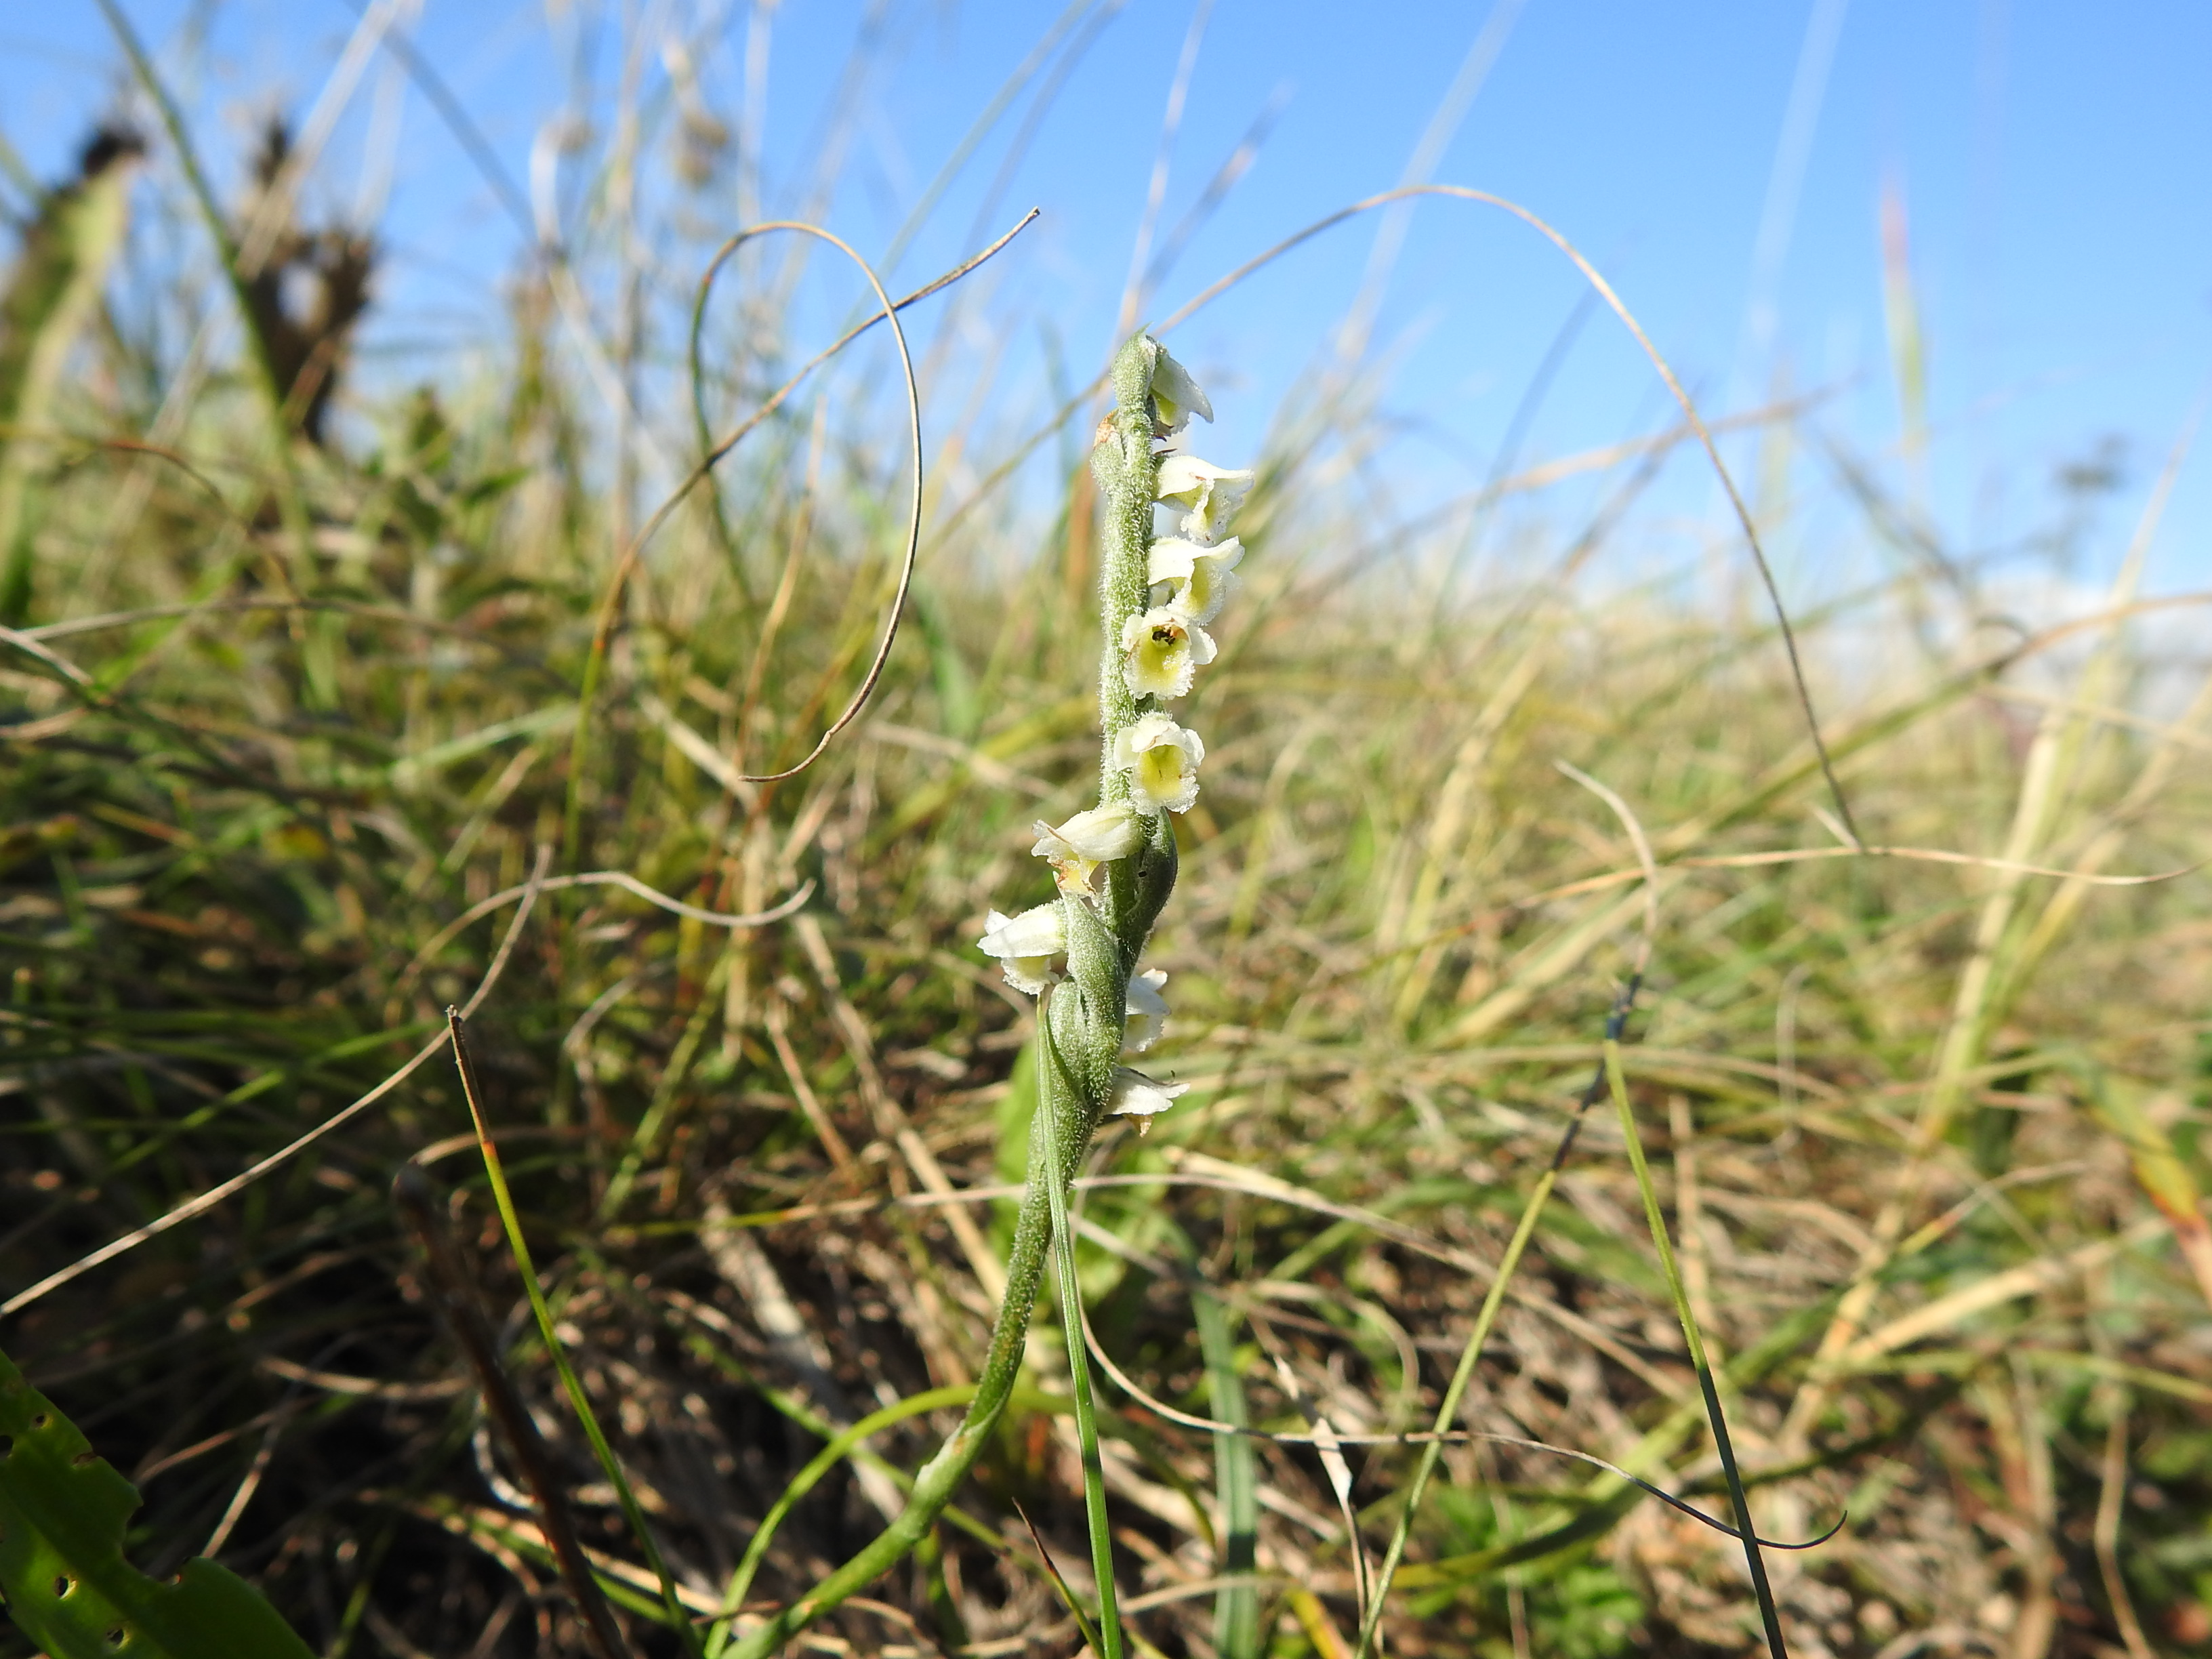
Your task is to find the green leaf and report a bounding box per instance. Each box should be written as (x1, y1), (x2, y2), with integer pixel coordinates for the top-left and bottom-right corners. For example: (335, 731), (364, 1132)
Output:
(0, 130), (142, 624)
(0, 1343), (316, 1659)
(1193, 1288), (1258, 1659)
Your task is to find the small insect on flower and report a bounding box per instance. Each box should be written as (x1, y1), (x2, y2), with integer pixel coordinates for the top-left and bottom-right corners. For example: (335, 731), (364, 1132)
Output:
(1031, 803), (1142, 895)
(976, 903), (1066, 995)
(1122, 968), (1169, 1053)
(1155, 453), (1252, 546)
(1149, 348), (1214, 438)
(1120, 605), (1217, 699)
(1111, 712), (1205, 815)
(1107, 1066), (1188, 1135)
(1147, 535), (1244, 627)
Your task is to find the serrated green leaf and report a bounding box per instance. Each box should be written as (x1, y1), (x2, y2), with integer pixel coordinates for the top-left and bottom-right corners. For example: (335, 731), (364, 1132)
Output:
(0, 1343), (315, 1659)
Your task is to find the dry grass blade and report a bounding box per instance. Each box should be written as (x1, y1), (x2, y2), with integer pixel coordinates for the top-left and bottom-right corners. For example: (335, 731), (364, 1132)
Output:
(394, 871), (813, 1004)
(1078, 1290), (1839, 1545)
(448, 1009), (703, 1656)
(1015, 1501), (1104, 1659)
(2093, 1386), (2157, 1659)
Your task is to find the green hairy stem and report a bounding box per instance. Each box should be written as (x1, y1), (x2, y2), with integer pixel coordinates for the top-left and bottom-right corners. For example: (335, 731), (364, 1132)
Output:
(716, 1100), (1064, 1659)
(1095, 332), (1165, 785)
(724, 332), (1173, 1659)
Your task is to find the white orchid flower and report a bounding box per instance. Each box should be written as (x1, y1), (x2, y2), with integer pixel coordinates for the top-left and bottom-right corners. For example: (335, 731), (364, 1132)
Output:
(1122, 968), (1168, 1053)
(1147, 535), (1244, 627)
(976, 903), (1065, 995)
(1155, 454), (1252, 546)
(1149, 347), (1214, 436)
(1031, 803), (1142, 893)
(1106, 1065), (1187, 1134)
(1111, 712), (1205, 815)
(1120, 606), (1216, 699)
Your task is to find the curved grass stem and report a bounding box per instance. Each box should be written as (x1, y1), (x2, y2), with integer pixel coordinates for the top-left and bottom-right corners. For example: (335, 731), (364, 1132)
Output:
(703, 1385), (976, 1656)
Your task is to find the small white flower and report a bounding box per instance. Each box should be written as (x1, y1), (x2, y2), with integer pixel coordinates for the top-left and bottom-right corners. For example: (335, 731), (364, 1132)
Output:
(1155, 455), (1252, 546)
(1107, 1065), (1187, 1134)
(1120, 606), (1217, 699)
(1149, 346), (1214, 436)
(1111, 712), (1205, 815)
(976, 903), (1065, 995)
(1123, 968), (1168, 1053)
(1147, 535), (1244, 627)
(1031, 803), (1142, 893)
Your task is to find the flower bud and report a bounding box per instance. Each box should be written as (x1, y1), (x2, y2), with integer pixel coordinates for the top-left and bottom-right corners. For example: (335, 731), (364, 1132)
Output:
(1107, 1065), (1188, 1134)
(976, 903), (1065, 995)
(1149, 346), (1214, 436)
(1031, 804), (1142, 893)
(1123, 968), (1169, 1053)
(1147, 535), (1243, 627)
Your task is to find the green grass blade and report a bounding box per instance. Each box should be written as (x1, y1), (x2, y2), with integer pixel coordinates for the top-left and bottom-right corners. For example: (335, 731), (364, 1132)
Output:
(598, 964), (721, 1221)
(448, 1011), (705, 1659)
(1603, 1039), (1791, 1659)
(0, 132), (139, 625)
(1353, 1166), (1557, 1659)
(0, 1343), (316, 1659)
(1192, 1287), (1258, 1659)
(1356, 982), (1639, 1659)
(89, 0), (316, 583)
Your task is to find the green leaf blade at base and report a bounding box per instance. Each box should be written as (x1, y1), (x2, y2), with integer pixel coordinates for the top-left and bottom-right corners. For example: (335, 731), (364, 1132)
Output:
(0, 1344), (316, 1659)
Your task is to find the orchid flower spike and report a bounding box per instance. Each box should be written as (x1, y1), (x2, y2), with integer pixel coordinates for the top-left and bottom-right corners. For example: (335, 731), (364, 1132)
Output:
(1122, 968), (1168, 1053)
(1120, 605), (1217, 699)
(1111, 712), (1205, 815)
(1155, 453), (1252, 546)
(976, 903), (1066, 995)
(1149, 346), (1213, 437)
(1147, 535), (1244, 627)
(1031, 803), (1142, 895)
(1107, 1066), (1187, 1135)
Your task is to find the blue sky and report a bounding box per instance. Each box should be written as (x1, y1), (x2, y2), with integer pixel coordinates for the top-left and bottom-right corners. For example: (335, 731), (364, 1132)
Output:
(5, 1), (2210, 600)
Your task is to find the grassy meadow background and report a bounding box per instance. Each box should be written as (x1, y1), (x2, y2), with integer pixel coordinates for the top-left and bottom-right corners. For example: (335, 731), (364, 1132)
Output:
(3, 2), (2212, 1656)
